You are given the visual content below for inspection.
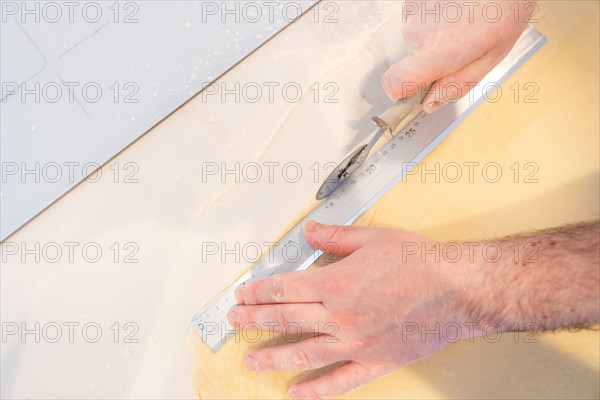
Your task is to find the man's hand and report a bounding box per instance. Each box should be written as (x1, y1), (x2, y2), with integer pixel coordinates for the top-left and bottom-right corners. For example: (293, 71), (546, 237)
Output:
(382, 0), (536, 112)
(229, 221), (472, 399)
(228, 220), (599, 399)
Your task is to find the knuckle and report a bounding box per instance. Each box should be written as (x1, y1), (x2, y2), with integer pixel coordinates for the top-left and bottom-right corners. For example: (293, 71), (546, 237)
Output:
(270, 275), (285, 302)
(329, 382), (350, 397)
(381, 70), (394, 90)
(324, 225), (345, 247)
(335, 310), (359, 327)
(323, 278), (343, 294)
(323, 272), (351, 295)
(243, 284), (258, 304)
(242, 308), (253, 324)
(292, 349), (319, 370)
(260, 351), (275, 370)
(276, 309), (289, 329)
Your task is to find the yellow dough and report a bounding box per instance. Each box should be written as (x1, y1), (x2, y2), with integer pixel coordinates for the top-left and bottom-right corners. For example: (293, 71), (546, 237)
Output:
(189, 1), (599, 399)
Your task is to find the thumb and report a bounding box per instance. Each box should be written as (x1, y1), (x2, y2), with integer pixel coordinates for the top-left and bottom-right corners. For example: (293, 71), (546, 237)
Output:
(381, 53), (438, 101)
(302, 221), (378, 257)
(422, 52), (504, 113)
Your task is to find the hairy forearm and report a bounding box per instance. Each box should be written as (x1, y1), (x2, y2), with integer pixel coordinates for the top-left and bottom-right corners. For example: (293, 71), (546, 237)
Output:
(457, 222), (600, 333)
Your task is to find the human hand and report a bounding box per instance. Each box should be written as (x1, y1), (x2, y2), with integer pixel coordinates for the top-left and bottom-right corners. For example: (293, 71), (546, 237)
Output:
(228, 221), (477, 399)
(381, 0), (536, 112)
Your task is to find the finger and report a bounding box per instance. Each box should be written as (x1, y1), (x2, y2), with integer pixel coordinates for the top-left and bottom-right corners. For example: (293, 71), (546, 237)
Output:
(288, 361), (382, 400)
(303, 221), (379, 257)
(245, 338), (344, 372)
(228, 303), (334, 332)
(422, 52), (505, 113)
(381, 52), (439, 101)
(236, 269), (322, 305)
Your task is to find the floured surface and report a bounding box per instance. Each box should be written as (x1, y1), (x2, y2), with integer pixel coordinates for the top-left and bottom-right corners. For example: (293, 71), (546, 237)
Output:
(189, 1), (599, 399)
(1, 2), (409, 399)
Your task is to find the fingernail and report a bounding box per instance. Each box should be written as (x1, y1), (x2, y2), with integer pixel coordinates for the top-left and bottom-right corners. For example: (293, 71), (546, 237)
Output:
(228, 308), (240, 325)
(424, 101), (442, 114)
(305, 220), (321, 233)
(235, 287), (245, 304)
(244, 355), (259, 371)
(446, 85), (459, 101)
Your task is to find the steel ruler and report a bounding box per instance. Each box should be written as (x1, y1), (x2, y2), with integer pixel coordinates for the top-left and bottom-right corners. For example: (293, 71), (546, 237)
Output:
(192, 25), (546, 351)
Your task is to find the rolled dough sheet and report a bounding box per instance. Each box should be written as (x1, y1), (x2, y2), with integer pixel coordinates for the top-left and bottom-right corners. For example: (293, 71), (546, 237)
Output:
(189, 1), (599, 399)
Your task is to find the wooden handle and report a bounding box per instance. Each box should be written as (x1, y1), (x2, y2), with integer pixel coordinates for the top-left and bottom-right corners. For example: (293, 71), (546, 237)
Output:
(374, 84), (432, 132)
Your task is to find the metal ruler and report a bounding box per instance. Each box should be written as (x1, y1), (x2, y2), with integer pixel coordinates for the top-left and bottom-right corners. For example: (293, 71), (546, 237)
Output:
(192, 25), (546, 352)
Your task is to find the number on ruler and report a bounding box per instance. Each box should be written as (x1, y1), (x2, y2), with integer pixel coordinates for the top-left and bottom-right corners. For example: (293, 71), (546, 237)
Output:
(404, 128), (416, 138)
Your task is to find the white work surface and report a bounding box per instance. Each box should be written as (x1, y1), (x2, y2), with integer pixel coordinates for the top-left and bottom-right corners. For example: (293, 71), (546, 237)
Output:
(1, 2), (409, 398)
(0, 0), (316, 240)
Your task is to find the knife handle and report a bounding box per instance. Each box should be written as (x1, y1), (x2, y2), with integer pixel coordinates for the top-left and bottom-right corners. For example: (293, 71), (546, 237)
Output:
(373, 84), (432, 133)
